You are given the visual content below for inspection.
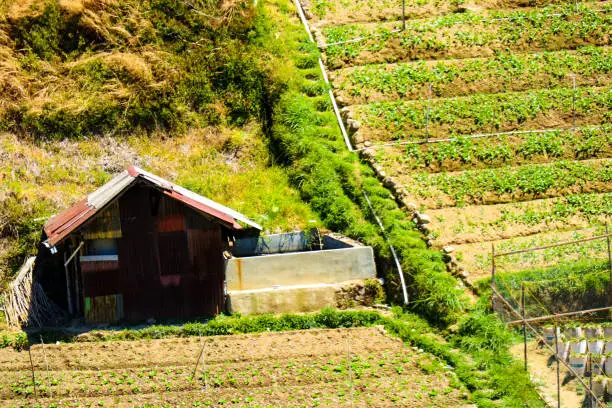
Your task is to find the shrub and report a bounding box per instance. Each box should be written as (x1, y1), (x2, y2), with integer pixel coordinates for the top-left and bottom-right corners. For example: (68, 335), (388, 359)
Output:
(456, 311), (514, 353)
(1, 332), (28, 350)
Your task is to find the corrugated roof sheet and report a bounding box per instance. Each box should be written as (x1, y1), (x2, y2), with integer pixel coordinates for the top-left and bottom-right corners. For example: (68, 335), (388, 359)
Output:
(88, 170), (136, 210)
(43, 165), (262, 248)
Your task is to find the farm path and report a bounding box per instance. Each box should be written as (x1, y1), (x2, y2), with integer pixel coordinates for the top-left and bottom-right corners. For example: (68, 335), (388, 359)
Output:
(510, 340), (583, 408)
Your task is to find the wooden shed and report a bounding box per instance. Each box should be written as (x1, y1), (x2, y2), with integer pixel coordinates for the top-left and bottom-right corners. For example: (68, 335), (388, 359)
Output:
(37, 166), (261, 324)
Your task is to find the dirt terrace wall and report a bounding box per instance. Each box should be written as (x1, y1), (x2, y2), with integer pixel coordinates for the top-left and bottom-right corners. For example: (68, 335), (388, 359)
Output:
(225, 247), (376, 291)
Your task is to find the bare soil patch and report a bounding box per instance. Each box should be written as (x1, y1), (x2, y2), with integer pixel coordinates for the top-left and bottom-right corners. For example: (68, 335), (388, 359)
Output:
(510, 341), (583, 408)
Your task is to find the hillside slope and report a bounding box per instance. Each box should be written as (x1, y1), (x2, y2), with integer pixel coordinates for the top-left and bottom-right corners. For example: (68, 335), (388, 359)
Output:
(0, 0), (318, 282)
(0, 0), (550, 405)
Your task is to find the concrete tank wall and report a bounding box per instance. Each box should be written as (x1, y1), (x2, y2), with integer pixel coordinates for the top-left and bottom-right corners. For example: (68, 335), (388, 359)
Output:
(225, 246), (376, 291)
(227, 284), (338, 315)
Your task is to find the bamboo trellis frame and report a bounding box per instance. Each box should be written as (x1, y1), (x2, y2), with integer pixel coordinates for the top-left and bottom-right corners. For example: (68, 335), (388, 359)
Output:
(3, 257), (65, 328)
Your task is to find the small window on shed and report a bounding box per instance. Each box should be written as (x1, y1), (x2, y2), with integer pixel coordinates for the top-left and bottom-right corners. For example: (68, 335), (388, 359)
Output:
(86, 239), (118, 256)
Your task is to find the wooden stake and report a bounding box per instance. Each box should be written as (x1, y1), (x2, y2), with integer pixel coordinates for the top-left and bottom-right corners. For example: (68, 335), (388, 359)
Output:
(521, 282), (527, 371)
(606, 224), (612, 320)
(40, 335), (52, 398)
(589, 353), (593, 408)
(64, 250), (73, 315)
(425, 83), (432, 142)
(554, 323), (560, 408)
(28, 345), (38, 401)
(572, 74), (577, 130)
(491, 243), (496, 312)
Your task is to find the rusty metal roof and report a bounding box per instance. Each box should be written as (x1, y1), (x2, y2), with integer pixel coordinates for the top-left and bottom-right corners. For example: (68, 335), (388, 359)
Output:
(43, 165), (262, 248)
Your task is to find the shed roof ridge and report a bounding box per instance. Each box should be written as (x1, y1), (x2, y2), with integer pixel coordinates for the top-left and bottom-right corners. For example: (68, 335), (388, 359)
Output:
(43, 165), (262, 248)
(131, 166), (263, 230)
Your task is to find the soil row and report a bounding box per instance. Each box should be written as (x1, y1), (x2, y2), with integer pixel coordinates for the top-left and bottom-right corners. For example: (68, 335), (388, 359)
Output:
(395, 158), (612, 209)
(331, 46), (612, 105)
(321, 5), (612, 69)
(303, 0), (596, 27)
(349, 85), (612, 142)
(423, 193), (611, 246)
(2, 375), (465, 407)
(0, 351), (417, 400)
(0, 327), (399, 372)
(367, 126), (612, 174)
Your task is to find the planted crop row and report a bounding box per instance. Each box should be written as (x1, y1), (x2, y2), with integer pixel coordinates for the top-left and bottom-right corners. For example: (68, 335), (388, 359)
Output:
(306, 0), (592, 24)
(352, 85), (612, 140)
(333, 46), (612, 103)
(372, 126), (612, 172)
(426, 192), (611, 247)
(10, 376), (462, 407)
(477, 259), (610, 316)
(323, 3), (612, 69)
(401, 159), (612, 208)
(0, 326), (396, 371)
(454, 226), (610, 277)
(1, 352), (415, 400)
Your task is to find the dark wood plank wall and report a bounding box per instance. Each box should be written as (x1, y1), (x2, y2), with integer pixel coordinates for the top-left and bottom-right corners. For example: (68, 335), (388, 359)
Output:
(114, 184), (225, 322)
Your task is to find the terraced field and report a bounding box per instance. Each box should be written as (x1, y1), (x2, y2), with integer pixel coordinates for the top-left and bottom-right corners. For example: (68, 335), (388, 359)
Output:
(303, 0), (612, 281)
(0, 327), (466, 407)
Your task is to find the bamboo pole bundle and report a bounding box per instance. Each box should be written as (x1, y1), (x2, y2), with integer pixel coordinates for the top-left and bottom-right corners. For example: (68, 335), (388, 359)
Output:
(3, 257), (66, 328)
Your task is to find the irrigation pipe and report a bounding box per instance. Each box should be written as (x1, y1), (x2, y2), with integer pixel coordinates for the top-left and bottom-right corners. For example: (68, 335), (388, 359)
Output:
(293, 0), (313, 42)
(319, 59), (354, 151)
(354, 125), (607, 151)
(492, 287), (606, 408)
(363, 191), (409, 305)
(294, 0), (410, 304)
(293, 0), (353, 151)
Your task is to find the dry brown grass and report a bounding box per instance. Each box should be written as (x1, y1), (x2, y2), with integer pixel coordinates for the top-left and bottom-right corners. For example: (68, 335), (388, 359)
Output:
(0, 0), (172, 121)
(6, 0), (46, 20)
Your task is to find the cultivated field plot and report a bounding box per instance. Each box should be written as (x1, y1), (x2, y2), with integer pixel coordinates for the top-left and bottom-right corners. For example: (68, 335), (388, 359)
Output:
(0, 327), (466, 407)
(305, 0), (612, 282)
